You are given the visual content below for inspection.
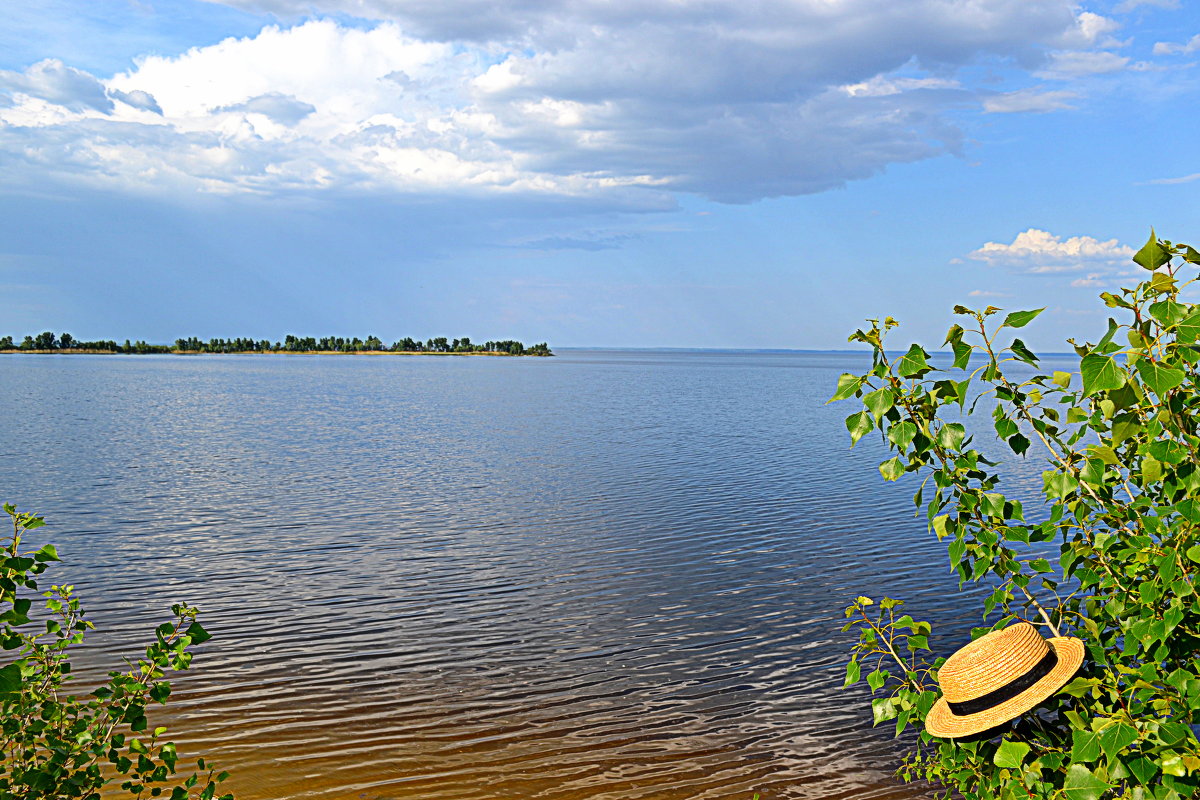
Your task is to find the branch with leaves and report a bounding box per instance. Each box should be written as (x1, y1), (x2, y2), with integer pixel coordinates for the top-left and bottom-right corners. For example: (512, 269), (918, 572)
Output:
(835, 231), (1200, 800)
(0, 504), (233, 800)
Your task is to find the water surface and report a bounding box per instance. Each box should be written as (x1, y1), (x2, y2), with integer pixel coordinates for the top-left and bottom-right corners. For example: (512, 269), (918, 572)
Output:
(0, 350), (1059, 799)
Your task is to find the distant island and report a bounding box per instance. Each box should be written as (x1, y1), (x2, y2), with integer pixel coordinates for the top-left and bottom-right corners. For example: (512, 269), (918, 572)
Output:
(1, 332), (553, 357)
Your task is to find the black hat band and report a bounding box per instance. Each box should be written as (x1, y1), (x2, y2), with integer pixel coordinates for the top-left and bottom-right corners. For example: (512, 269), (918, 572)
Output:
(946, 646), (1060, 717)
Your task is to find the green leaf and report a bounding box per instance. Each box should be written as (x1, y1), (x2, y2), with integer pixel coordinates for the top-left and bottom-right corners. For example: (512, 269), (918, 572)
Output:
(1176, 312), (1200, 344)
(1087, 444), (1118, 465)
(844, 659), (860, 688)
(936, 423), (966, 452)
(871, 697), (898, 725)
(1142, 456), (1164, 483)
(863, 388), (894, 422)
(1135, 358), (1185, 396)
(866, 669), (887, 692)
(895, 344), (930, 378)
(1002, 308), (1045, 329)
(888, 420), (918, 450)
(1052, 370), (1072, 388)
(1071, 728), (1103, 763)
(1043, 470), (1079, 500)
(0, 662), (20, 694)
(33, 544), (60, 562)
(1009, 338), (1038, 365)
(952, 340), (972, 370)
(1097, 721), (1138, 761)
(879, 457), (904, 482)
(1133, 229), (1170, 271)
(829, 373), (864, 403)
(185, 621), (212, 645)
(846, 411), (875, 446)
(993, 739), (1031, 769)
(1063, 764), (1110, 800)
(1081, 353), (1126, 396)
(1150, 298), (1187, 327)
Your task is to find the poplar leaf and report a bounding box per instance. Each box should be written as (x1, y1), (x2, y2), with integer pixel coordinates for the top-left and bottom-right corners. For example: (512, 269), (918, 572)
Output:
(1142, 456), (1163, 483)
(1002, 308), (1045, 329)
(1009, 338), (1038, 365)
(952, 340), (972, 370)
(871, 697), (898, 725)
(879, 457), (904, 482)
(0, 662), (21, 694)
(863, 388), (894, 422)
(843, 659), (860, 688)
(1080, 354), (1126, 396)
(993, 740), (1030, 769)
(895, 344), (930, 378)
(888, 420), (917, 449)
(1178, 312), (1200, 344)
(1071, 729), (1103, 763)
(1052, 371), (1072, 388)
(829, 373), (864, 403)
(1135, 358), (1185, 396)
(1132, 229), (1169, 271)
(936, 423), (965, 452)
(846, 411), (874, 446)
(1063, 764), (1110, 800)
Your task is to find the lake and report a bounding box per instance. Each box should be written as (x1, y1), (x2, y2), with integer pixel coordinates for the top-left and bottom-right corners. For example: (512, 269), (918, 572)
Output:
(0, 349), (1059, 799)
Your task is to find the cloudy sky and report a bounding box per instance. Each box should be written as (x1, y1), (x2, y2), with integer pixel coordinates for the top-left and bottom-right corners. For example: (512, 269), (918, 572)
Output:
(1, 0), (1197, 349)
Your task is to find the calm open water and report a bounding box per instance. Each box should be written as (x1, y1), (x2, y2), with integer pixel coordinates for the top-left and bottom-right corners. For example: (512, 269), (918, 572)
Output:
(0, 349), (1061, 799)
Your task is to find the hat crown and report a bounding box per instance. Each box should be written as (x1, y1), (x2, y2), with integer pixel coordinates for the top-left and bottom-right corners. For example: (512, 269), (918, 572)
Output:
(938, 623), (1050, 702)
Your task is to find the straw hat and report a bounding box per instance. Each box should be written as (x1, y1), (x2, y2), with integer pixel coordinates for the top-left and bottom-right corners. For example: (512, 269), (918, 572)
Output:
(925, 622), (1084, 738)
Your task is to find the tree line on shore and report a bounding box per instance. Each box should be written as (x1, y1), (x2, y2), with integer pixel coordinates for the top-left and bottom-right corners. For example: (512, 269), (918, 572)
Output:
(0, 332), (552, 356)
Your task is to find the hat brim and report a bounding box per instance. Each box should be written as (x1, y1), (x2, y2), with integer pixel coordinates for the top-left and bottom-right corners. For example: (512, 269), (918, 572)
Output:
(925, 636), (1085, 739)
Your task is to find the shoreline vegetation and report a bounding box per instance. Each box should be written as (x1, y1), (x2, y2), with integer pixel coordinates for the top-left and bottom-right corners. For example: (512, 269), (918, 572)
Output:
(0, 332), (553, 357)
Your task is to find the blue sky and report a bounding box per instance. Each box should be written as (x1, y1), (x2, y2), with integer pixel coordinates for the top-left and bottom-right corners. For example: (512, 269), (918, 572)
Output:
(1, 0), (1197, 350)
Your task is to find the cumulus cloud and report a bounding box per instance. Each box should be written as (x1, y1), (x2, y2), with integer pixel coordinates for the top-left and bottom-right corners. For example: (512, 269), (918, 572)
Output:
(0, 58), (112, 112)
(983, 88), (1077, 113)
(109, 88), (163, 114)
(1034, 50), (1130, 79)
(0, 3), (1114, 204)
(1153, 34), (1200, 55)
(968, 229), (1135, 277)
(216, 92), (316, 124)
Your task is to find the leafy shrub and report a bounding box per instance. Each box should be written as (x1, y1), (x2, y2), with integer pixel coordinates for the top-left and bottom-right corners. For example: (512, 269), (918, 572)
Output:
(1, 503), (233, 799)
(834, 231), (1200, 799)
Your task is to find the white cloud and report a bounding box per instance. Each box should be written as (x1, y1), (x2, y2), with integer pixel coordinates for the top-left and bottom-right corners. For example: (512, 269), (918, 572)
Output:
(1035, 50), (1130, 79)
(0, 3), (1107, 204)
(983, 88), (1077, 113)
(968, 289), (1012, 297)
(968, 229), (1135, 276)
(1153, 34), (1200, 55)
(1143, 172), (1200, 185)
(1057, 12), (1123, 48)
(0, 58), (112, 112)
(1116, 0), (1180, 11)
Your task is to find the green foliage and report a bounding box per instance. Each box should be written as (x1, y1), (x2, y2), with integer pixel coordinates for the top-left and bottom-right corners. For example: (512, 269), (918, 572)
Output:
(836, 232), (1200, 799)
(0, 504), (233, 799)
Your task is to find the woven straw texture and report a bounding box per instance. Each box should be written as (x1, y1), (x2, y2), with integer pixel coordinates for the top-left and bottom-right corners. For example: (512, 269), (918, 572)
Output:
(925, 624), (1084, 739)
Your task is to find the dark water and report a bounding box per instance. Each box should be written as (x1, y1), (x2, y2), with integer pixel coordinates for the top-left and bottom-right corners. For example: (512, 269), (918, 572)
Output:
(0, 350), (1059, 799)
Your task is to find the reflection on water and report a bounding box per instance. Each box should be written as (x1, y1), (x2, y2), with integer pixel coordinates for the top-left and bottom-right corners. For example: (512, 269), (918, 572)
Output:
(0, 350), (1064, 799)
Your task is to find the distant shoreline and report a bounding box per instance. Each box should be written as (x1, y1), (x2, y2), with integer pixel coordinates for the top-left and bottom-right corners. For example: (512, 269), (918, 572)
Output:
(0, 349), (539, 357)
